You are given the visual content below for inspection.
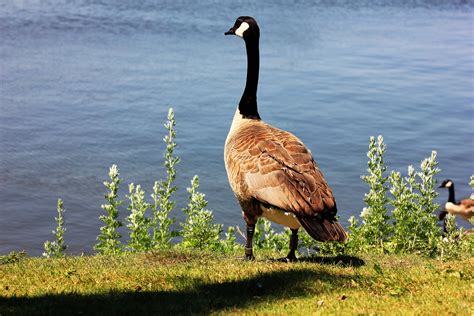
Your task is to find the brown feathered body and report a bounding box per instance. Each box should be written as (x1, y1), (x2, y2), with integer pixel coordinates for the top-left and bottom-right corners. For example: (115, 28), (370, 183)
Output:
(443, 199), (474, 222)
(225, 109), (347, 242)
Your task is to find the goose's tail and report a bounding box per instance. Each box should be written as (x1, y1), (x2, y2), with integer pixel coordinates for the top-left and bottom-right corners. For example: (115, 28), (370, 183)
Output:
(297, 216), (347, 242)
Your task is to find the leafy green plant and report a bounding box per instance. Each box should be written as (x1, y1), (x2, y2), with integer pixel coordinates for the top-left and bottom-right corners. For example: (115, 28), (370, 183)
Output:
(356, 135), (391, 251)
(437, 214), (473, 259)
(220, 226), (240, 252)
(0, 251), (27, 265)
(180, 176), (222, 250)
(316, 241), (347, 256)
(95, 164), (123, 255)
(151, 108), (180, 248)
(389, 168), (418, 252)
(43, 199), (67, 258)
(345, 138), (446, 256)
(298, 229), (316, 256)
(389, 152), (441, 254)
(126, 184), (153, 252)
(252, 218), (290, 253)
(346, 213), (364, 252)
(411, 152), (441, 254)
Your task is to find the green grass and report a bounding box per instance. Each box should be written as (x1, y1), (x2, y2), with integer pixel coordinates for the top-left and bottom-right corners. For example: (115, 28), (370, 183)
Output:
(0, 250), (472, 315)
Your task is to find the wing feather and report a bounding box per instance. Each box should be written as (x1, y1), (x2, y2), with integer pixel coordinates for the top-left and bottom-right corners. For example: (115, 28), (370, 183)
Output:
(227, 122), (336, 218)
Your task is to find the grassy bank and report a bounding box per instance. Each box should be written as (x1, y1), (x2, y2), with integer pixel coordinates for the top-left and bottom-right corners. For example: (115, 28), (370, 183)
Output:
(0, 250), (472, 315)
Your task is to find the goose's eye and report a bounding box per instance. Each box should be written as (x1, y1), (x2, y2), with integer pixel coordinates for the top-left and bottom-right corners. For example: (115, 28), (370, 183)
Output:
(235, 22), (250, 38)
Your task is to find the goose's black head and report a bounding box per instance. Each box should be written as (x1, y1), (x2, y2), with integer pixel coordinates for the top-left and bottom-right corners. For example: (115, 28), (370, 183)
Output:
(224, 16), (260, 40)
(439, 179), (453, 189)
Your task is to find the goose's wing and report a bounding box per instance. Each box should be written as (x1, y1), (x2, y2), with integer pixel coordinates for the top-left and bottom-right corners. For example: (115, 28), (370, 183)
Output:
(460, 198), (474, 209)
(232, 124), (336, 218)
(459, 199), (474, 217)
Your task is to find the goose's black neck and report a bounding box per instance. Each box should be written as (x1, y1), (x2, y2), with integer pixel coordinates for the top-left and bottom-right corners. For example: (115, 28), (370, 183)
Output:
(447, 185), (455, 203)
(239, 37), (260, 120)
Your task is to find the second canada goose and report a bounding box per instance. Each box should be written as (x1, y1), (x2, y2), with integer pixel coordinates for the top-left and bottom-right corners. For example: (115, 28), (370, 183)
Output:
(224, 16), (347, 261)
(438, 179), (474, 223)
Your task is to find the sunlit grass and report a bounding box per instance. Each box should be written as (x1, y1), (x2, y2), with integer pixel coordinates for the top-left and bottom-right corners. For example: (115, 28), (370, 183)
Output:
(0, 250), (471, 314)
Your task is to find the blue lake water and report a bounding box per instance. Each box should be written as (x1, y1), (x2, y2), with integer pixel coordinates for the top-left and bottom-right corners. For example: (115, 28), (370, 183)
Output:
(0, 0), (473, 255)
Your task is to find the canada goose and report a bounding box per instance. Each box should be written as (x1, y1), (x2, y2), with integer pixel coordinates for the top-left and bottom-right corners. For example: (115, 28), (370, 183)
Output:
(438, 179), (474, 224)
(224, 16), (347, 261)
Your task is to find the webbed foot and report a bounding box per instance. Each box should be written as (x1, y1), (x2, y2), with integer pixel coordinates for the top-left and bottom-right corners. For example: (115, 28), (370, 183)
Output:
(278, 252), (297, 263)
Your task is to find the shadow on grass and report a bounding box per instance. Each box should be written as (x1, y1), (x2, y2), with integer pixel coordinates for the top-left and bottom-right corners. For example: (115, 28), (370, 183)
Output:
(298, 255), (365, 267)
(0, 268), (359, 314)
(266, 254), (365, 267)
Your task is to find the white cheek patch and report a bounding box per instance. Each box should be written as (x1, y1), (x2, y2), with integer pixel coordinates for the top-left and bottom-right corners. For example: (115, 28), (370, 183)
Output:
(446, 181), (452, 188)
(235, 22), (250, 38)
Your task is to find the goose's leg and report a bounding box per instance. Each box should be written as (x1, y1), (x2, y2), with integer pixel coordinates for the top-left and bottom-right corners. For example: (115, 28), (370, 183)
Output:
(241, 201), (260, 260)
(245, 224), (255, 260)
(285, 229), (298, 262)
(439, 210), (448, 236)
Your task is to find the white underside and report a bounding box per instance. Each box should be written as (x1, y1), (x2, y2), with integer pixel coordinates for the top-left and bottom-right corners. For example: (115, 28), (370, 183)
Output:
(260, 204), (301, 229)
(445, 202), (474, 221)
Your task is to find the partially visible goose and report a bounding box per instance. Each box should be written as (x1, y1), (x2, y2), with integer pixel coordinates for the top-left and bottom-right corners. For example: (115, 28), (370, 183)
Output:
(224, 16), (346, 261)
(438, 179), (474, 224)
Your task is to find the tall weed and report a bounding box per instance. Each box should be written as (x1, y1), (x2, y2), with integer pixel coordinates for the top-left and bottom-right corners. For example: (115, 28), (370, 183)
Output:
(151, 108), (180, 248)
(180, 176), (222, 250)
(95, 164), (123, 255)
(359, 136), (391, 250)
(43, 199), (67, 258)
(412, 152), (441, 254)
(126, 183), (153, 251)
(389, 153), (441, 254)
